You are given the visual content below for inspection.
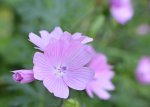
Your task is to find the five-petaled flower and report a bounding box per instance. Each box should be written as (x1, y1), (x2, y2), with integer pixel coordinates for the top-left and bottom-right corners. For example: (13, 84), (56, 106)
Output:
(12, 27), (94, 99)
(33, 38), (94, 98)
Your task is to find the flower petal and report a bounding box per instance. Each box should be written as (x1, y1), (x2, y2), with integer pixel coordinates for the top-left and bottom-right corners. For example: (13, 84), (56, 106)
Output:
(28, 33), (45, 50)
(44, 39), (67, 65)
(86, 87), (94, 98)
(64, 67), (94, 90)
(81, 37), (93, 44)
(102, 80), (115, 91)
(43, 76), (69, 99)
(40, 30), (49, 39)
(50, 27), (63, 39)
(95, 71), (115, 81)
(60, 31), (72, 41)
(64, 43), (92, 70)
(72, 33), (93, 44)
(39, 30), (52, 46)
(33, 52), (53, 80)
(93, 88), (111, 100)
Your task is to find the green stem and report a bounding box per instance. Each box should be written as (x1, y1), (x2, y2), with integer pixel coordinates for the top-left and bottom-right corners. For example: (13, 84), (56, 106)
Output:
(57, 99), (64, 107)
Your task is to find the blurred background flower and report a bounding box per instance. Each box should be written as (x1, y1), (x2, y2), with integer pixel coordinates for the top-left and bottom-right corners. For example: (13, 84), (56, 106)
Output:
(0, 0), (150, 107)
(109, 0), (134, 24)
(86, 46), (115, 100)
(136, 57), (150, 84)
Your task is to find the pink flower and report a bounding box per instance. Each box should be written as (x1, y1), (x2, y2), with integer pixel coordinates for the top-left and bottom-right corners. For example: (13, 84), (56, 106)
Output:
(33, 39), (94, 99)
(110, 0), (134, 24)
(136, 57), (150, 84)
(12, 70), (34, 84)
(29, 27), (93, 51)
(86, 46), (115, 100)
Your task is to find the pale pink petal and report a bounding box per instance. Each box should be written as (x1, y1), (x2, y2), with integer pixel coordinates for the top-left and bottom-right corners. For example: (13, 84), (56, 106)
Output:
(33, 52), (53, 80)
(86, 81), (111, 100)
(81, 37), (93, 44)
(95, 71), (115, 80)
(40, 30), (49, 39)
(93, 88), (111, 100)
(67, 49), (92, 70)
(50, 27), (63, 39)
(45, 38), (92, 69)
(43, 76), (69, 99)
(89, 53), (113, 72)
(44, 39), (66, 65)
(63, 42), (92, 70)
(28, 33), (45, 50)
(64, 67), (94, 90)
(98, 79), (115, 91)
(104, 81), (115, 90)
(39, 30), (52, 46)
(72, 33), (93, 44)
(85, 45), (96, 56)
(86, 87), (94, 98)
(29, 27), (63, 51)
(60, 31), (72, 41)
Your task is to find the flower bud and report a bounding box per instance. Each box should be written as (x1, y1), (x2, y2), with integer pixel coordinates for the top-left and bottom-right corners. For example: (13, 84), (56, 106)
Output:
(12, 70), (34, 84)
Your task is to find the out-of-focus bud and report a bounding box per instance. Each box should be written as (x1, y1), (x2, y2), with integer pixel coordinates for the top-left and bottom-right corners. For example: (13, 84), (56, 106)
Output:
(109, 0), (134, 24)
(12, 70), (34, 84)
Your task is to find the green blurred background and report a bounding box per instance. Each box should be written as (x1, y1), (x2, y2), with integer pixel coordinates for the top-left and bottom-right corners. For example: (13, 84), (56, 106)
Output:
(0, 0), (150, 107)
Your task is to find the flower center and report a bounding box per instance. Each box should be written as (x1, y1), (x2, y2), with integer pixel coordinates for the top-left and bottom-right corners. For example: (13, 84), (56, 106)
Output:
(54, 66), (67, 77)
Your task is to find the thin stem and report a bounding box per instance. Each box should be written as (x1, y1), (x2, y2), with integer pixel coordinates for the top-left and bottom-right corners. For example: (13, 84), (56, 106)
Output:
(57, 99), (64, 107)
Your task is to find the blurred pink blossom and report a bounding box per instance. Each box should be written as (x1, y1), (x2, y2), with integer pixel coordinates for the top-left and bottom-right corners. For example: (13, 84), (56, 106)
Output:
(86, 46), (115, 100)
(12, 70), (34, 84)
(136, 57), (150, 84)
(29, 27), (93, 51)
(110, 0), (134, 24)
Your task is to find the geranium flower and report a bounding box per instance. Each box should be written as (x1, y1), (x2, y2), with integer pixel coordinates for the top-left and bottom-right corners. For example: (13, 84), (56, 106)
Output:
(29, 27), (93, 51)
(136, 57), (150, 84)
(86, 46), (115, 100)
(12, 27), (94, 99)
(110, 0), (134, 24)
(33, 39), (94, 99)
